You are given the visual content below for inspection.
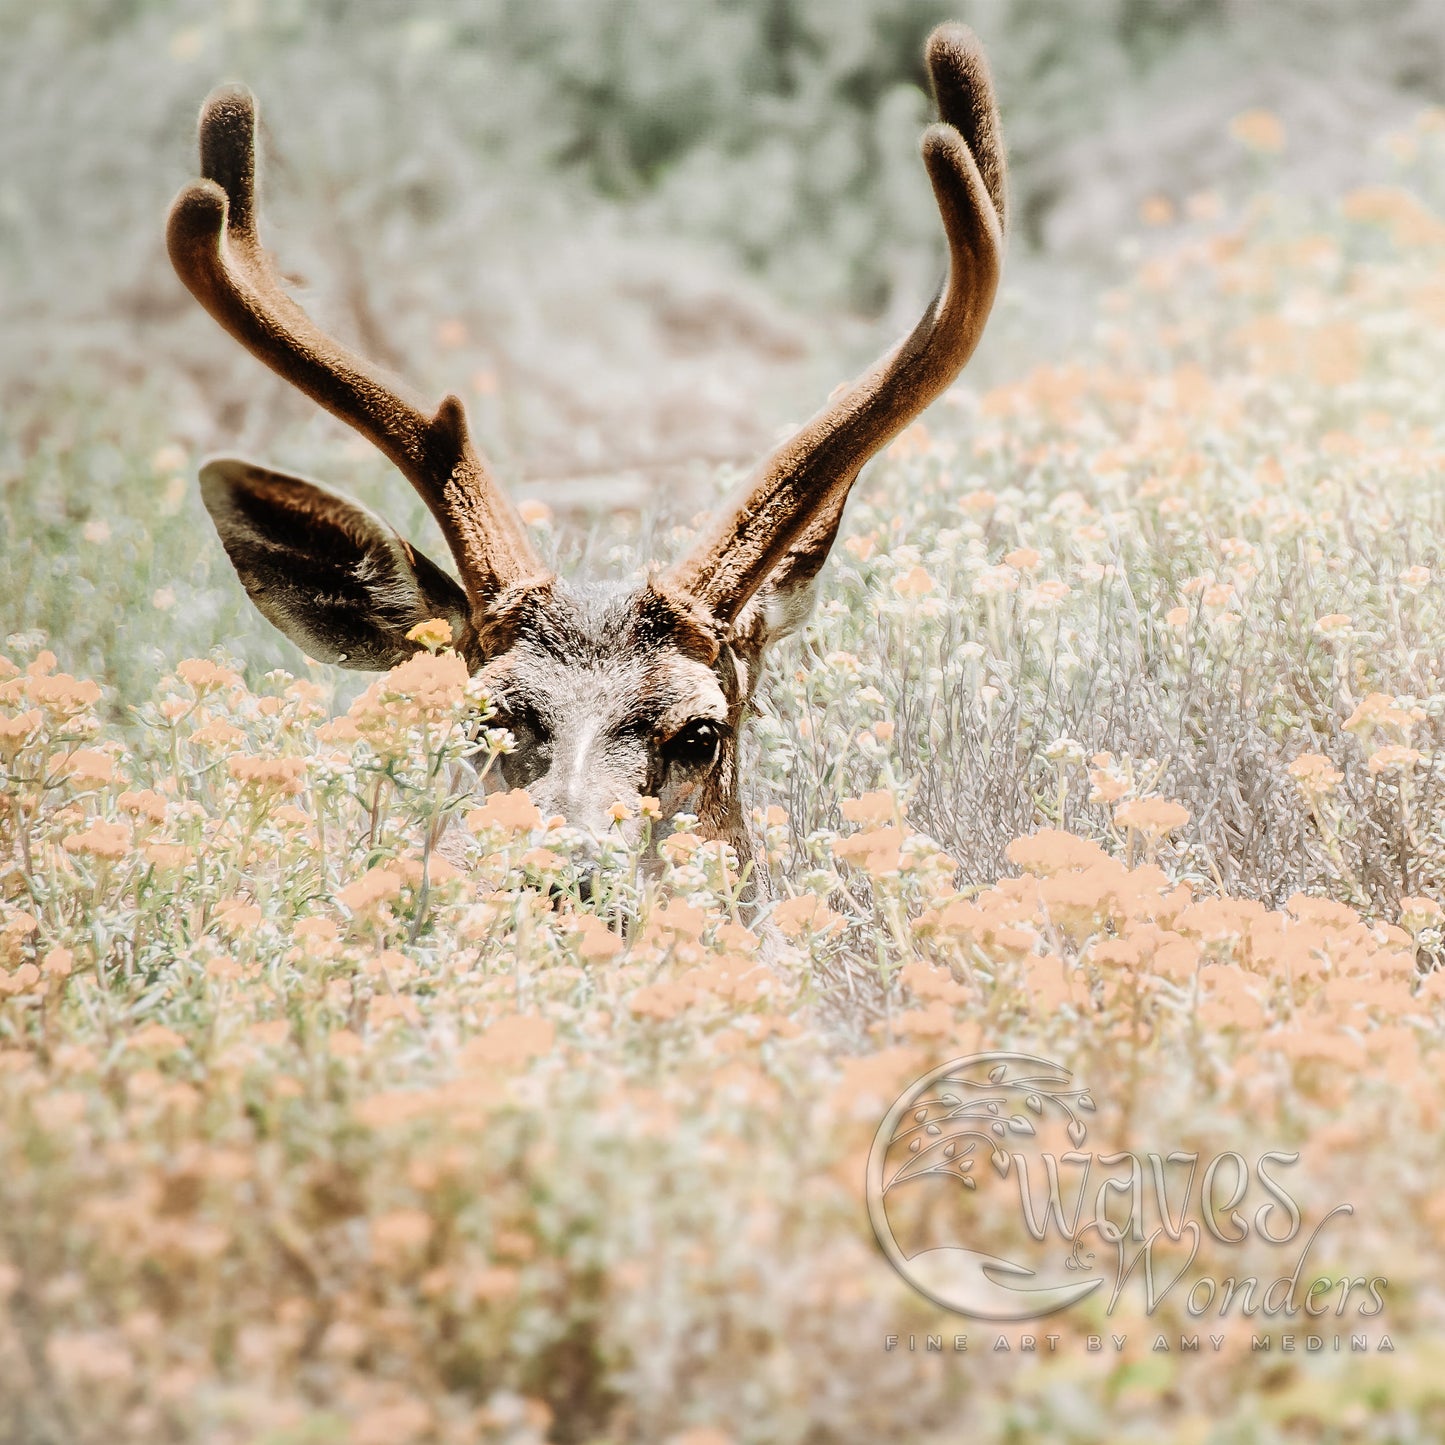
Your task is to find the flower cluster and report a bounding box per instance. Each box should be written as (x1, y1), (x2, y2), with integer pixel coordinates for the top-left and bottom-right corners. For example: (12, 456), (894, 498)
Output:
(6, 114), (1445, 1442)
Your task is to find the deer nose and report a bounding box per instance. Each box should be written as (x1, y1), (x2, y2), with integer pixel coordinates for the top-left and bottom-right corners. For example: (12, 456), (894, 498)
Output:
(538, 827), (604, 908)
(530, 785), (608, 844)
(528, 773), (622, 844)
(576, 863), (603, 906)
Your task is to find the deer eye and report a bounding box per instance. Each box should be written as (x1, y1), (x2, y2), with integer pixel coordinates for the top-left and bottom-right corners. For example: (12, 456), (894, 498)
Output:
(489, 704), (551, 787)
(491, 702), (545, 746)
(664, 718), (722, 771)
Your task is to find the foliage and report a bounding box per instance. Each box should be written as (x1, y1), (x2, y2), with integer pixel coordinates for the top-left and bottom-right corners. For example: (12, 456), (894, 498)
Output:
(9, 0), (1445, 488)
(6, 87), (1445, 1445)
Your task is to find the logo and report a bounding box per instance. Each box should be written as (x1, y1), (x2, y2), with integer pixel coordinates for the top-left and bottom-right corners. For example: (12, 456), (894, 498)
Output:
(866, 1052), (1384, 1324)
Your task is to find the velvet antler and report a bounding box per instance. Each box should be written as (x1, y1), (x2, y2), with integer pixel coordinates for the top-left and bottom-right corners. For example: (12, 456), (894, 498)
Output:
(660, 23), (1006, 629)
(166, 85), (550, 609)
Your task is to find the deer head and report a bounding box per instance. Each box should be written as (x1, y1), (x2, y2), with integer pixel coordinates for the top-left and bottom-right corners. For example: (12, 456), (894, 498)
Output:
(168, 24), (1006, 884)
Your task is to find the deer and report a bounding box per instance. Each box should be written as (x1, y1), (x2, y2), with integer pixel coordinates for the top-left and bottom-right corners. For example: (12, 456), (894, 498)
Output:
(166, 23), (1006, 894)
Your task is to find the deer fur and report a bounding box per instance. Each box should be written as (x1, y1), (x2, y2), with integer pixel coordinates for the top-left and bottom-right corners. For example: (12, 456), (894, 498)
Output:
(168, 23), (1007, 887)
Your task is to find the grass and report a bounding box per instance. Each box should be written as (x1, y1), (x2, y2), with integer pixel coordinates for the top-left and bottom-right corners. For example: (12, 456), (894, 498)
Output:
(3, 123), (1445, 1442)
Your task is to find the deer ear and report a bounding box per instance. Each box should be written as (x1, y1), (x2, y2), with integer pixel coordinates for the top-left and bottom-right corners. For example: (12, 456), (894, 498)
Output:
(200, 458), (474, 670)
(730, 487), (850, 655)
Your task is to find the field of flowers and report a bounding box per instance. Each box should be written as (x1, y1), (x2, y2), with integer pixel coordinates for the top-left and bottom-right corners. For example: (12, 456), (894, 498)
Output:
(5, 117), (1445, 1443)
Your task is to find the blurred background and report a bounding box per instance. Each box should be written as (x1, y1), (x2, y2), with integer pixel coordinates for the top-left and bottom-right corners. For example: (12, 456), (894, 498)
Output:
(6, 0), (1445, 471)
(2, 0), (1443, 684)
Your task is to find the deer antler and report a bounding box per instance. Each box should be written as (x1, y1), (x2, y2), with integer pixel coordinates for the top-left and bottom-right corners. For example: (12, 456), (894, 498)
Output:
(661, 23), (1006, 629)
(167, 85), (550, 608)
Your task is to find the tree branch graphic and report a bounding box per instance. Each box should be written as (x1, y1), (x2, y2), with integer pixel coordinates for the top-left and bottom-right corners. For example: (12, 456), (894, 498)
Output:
(882, 1060), (1095, 1195)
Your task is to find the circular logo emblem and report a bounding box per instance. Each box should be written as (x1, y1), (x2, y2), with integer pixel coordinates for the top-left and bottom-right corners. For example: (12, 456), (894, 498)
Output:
(866, 1051), (1104, 1319)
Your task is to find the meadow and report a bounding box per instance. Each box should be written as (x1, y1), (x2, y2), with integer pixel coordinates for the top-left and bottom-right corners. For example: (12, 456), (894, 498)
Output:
(4, 110), (1445, 1443)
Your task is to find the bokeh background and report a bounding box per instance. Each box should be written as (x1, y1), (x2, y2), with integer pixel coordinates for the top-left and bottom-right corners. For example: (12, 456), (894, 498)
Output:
(5, 0), (1444, 545)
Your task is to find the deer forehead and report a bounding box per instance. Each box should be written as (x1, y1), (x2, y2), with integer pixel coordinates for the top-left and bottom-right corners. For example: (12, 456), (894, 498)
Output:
(476, 582), (734, 734)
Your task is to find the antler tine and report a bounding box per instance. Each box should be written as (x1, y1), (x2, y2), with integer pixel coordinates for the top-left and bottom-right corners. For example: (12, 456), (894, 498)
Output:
(661, 23), (1006, 629)
(167, 85), (550, 608)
